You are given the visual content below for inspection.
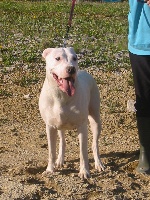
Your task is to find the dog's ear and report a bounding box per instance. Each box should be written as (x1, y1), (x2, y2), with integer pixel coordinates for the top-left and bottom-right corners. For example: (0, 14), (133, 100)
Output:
(42, 48), (53, 60)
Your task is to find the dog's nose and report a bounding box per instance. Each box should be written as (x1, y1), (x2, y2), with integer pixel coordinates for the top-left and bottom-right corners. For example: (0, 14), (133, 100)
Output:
(66, 66), (76, 75)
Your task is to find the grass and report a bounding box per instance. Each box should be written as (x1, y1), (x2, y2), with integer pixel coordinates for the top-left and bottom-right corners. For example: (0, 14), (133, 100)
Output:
(1, 0), (129, 72)
(0, 89), (12, 98)
(13, 69), (40, 87)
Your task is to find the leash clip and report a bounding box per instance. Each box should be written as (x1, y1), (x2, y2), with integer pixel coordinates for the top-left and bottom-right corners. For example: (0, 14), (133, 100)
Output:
(63, 25), (71, 48)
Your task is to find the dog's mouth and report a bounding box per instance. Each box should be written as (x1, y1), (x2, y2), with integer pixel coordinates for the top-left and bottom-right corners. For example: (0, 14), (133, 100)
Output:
(53, 73), (75, 96)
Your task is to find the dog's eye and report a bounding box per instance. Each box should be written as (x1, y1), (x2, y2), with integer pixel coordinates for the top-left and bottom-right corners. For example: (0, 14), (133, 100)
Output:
(55, 57), (60, 61)
(73, 56), (77, 61)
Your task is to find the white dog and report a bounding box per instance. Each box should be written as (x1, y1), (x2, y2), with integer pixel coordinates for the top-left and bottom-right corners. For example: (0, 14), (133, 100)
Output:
(39, 47), (104, 179)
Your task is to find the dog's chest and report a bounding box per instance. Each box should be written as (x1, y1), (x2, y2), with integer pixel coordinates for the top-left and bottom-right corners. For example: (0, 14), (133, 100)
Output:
(49, 103), (87, 129)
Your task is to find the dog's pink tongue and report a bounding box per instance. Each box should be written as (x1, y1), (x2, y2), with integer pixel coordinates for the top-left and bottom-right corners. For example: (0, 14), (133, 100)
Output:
(62, 78), (75, 96)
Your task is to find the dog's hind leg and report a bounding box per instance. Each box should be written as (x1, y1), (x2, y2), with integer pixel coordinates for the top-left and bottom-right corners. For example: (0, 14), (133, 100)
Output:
(45, 125), (57, 173)
(88, 116), (105, 171)
(56, 130), (66, 168)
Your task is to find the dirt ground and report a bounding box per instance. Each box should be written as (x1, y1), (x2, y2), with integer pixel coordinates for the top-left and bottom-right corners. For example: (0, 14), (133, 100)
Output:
(1, 63), (150, 200)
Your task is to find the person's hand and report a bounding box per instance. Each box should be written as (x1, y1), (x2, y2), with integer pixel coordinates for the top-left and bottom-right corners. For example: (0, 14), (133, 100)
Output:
(145, 0), (150, 6)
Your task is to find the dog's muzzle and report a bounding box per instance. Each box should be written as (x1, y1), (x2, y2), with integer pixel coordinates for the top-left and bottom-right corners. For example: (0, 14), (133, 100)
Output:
(52, 72), (76, 97)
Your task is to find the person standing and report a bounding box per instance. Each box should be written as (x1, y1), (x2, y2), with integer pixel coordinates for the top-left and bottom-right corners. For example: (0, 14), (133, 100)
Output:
(128, 0), (150, 174)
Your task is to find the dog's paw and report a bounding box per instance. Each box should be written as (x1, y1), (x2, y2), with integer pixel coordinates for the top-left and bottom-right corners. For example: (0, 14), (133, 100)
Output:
(42, 169), (55, 177)
(44, 164), (55, 173)
(95, 160), (105, 171)
(78, 169), (91, 179)
(56, 157), (64, 168)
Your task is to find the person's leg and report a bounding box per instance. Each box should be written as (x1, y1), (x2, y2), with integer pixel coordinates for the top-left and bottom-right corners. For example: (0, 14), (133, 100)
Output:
(129, 52), (150, 174)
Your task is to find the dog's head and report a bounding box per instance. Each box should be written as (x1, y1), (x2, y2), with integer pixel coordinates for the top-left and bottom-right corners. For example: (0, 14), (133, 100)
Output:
(42, 47), (78, 97)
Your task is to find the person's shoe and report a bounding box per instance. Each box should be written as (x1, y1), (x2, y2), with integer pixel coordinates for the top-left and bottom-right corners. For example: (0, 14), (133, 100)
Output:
(136, 117), (150, 174)
(136, 145), (150, 173)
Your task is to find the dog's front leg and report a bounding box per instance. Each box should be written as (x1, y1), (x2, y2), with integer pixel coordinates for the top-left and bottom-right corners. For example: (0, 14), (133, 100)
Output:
(45, 125), (57, 173)
(77, 122), (90, 179)
(89, 116), (105, 171)
(56, 130), (66, 168)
